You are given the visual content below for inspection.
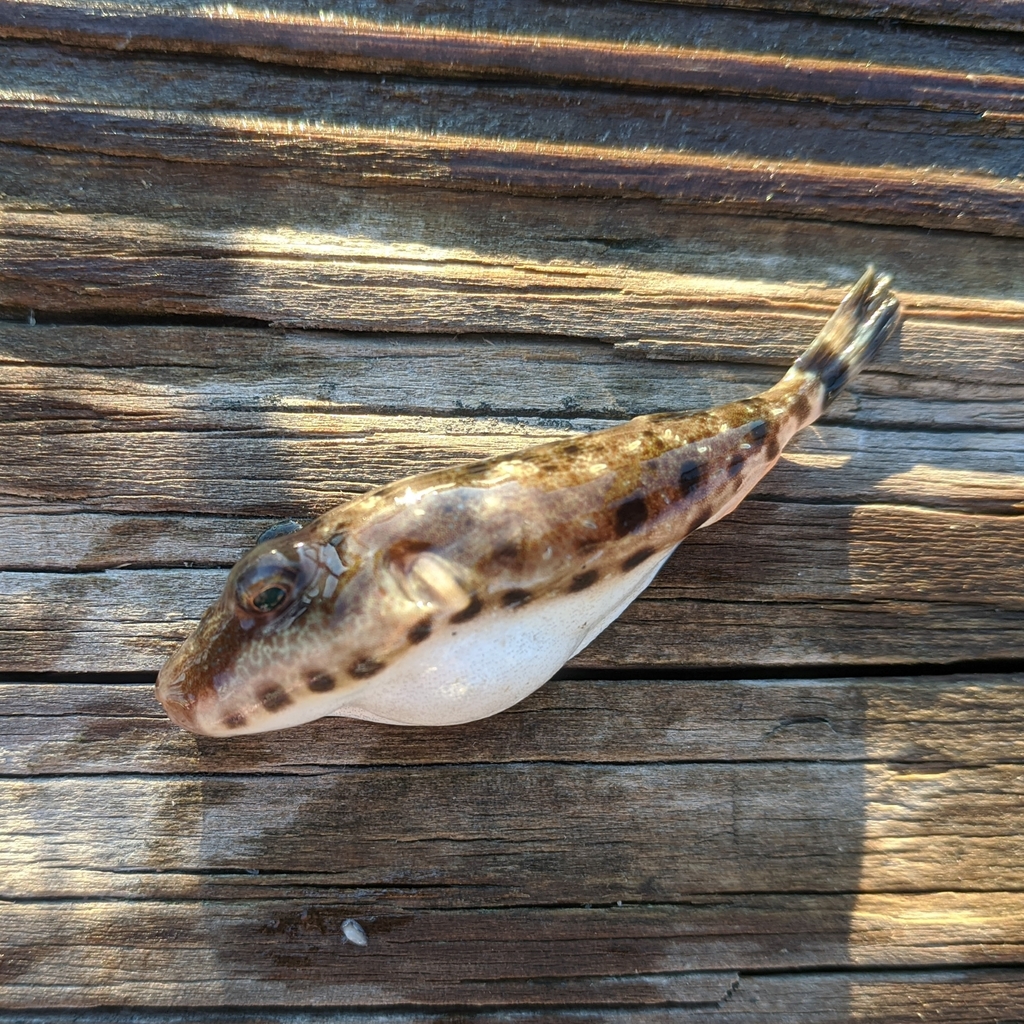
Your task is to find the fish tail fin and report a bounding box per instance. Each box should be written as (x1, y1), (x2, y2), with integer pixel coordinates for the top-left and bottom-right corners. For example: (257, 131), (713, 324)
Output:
(788, 266), (901, 409)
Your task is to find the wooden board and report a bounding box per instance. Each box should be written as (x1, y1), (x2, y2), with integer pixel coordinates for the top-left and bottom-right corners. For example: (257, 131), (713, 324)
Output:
(3, 673), (1024, 1012)
(1, 0), (1022, 1017)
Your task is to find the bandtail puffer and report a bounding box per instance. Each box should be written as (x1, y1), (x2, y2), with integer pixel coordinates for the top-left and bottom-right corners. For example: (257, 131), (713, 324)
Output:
(156, 268), (899, 735)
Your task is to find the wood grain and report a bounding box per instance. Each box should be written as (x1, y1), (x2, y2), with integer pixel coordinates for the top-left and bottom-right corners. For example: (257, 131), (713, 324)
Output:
(1, 20), (1023, 239)
(1, 969), (1023, 1020)
(5, 674), (1024, 774)
(4, 144), (1024, 325)
(3, 1), (1022, 114)
(2, 0), (1023, 1015)
(3, 0), (1023, 90)
(3, 109), (1021, 238)
(0, 971), (1022, 1020)
(3, 324), (1023, 426)
(4, 666), (1024, 1008)
(2, 895), (1024, 1008)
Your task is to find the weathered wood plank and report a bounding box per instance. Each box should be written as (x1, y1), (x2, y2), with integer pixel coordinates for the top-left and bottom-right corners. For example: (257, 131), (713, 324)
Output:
(4, 674), (1024, 774)
(2, 894), (1023, 1008)
(2, 110), (1020, 237)
(1, 20), (1022, 238)
(1, 969), (1023, 1021)
(2, 0), (1022, 116)
(3, 327), (1023, 432)
(5, 133), (1023, 347)
(5, 204), (1024, 327)
(3, 759), (1023, 899)
(4, 143), (1024, 307)
(1, 968), (1023, 1021)
(655, 0), (1024, 33)
(2, 0), (1022, 102)
(3, 318), (1024, 387)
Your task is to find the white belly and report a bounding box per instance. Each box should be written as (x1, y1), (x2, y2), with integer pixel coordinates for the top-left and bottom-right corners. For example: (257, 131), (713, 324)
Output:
(330, 547), (675, 726)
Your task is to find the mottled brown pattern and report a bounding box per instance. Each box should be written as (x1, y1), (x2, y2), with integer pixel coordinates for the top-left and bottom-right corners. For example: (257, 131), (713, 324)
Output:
(791, 392), (812, 425)
(387, 538), (433, 569)
(155, 269), (899, 736)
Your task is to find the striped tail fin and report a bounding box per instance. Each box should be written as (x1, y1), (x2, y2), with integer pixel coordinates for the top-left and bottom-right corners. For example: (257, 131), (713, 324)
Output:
(790, 267), (901, 407)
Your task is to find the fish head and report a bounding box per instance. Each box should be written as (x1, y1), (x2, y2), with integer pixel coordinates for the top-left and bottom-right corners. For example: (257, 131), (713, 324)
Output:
(155, 524), (370, 736)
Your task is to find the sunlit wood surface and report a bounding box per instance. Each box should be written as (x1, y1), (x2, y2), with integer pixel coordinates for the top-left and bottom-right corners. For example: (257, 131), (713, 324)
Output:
(1, 0), (1023, 1019)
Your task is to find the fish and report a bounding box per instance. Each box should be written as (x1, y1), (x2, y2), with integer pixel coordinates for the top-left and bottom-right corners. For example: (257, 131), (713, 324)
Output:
(156, 267), (899, 736)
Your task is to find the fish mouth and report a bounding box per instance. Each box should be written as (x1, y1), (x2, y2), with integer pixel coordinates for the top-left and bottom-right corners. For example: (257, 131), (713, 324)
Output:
(155, 651), (206, 733)
(154, 604), (240, 735)
(154, 612), (288, 737)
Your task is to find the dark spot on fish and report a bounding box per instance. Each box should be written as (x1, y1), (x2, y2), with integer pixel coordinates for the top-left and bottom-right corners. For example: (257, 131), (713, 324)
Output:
(569, 570), (599, 592)
(408, 617), (433, 644)
(766, 436), (780, 461)
(727, 453), (746, 477)
(350, 657), (384, 679)
(223, 712), (247, 729)
(748, 419), (769, 445)
(495, 542), (520, 564)
(622, 547), (656, 571)
(614, 497), (648, 537)
(792, 393), (811, 423)
(679, 460), (702, 496)
(307, 672), (336, 693)
(564, 443), (580, 456)
(259, 684), (292, 712)
(502, 588), (532, 608)
(451, 594), (483, 623)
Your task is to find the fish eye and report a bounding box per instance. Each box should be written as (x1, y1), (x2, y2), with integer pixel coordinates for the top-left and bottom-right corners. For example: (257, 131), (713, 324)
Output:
(234, 552), (304, 617)
(251, 584), (289, 613)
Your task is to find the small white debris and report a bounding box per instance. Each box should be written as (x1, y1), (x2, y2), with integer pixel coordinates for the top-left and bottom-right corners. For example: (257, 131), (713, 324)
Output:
(342, 918), (368, 946)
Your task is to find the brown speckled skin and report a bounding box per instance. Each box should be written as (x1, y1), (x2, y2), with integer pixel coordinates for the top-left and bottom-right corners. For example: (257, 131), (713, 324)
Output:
(156, 269), (899, 734)
(158, 381), (804, 732)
